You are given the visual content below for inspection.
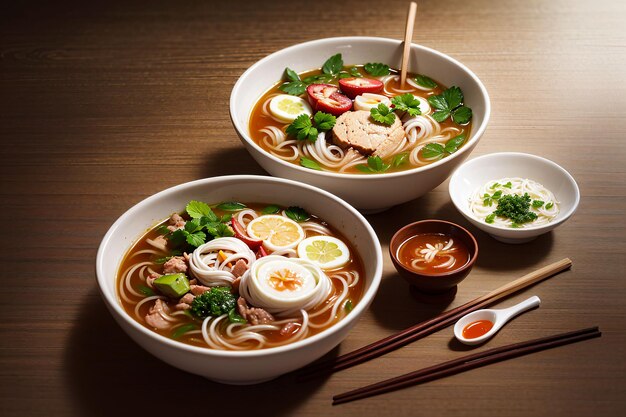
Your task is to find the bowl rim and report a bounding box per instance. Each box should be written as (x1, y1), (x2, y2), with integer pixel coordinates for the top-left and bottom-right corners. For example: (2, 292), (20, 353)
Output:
(229, 36), (491, 180)
(389, 219), (478, 278)
(448, 152), (581, 232)
(96, 175), (383, 357)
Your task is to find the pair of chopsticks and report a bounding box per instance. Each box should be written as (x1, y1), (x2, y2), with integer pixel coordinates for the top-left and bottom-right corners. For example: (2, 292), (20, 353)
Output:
(298, 258), (573, 380)
(333, 326), (601, 405)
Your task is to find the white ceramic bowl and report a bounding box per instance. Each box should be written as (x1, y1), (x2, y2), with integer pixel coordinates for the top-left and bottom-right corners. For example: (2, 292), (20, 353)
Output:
(230, 37), (490, 212)
(449, 153), (580, 243)
(96, 175), (382, 384)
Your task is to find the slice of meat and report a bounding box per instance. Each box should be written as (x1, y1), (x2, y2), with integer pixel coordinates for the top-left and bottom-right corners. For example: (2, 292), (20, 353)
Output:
(167, 213), (186, 232)
(144, 299), (172, 329)
(331, 110), (405, 157)
(190, 284), (210, 296)
(163, 256), (187, 274)
(231, 277), (241, 294)
(175, 293), (195, 311)
(237, 297), (275, 325)
(231, 259), (248, 278)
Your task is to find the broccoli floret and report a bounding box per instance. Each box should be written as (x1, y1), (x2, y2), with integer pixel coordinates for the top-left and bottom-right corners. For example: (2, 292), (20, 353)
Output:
(190, 287), (236, 318)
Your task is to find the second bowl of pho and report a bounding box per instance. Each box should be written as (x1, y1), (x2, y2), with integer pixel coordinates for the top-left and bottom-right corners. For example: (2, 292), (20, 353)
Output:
(96, 175), (382, 384)
(449, 152), (580, 243)
(230, 37), (490, 212)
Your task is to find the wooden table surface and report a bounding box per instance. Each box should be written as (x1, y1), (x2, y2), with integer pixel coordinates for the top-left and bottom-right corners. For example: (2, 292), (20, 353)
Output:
(1, 0), (625, 416)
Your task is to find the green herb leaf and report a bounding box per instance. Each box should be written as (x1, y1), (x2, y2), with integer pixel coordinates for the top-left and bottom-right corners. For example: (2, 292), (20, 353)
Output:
(443, 86), (463, 110)
(370, 103), (396, 125)
(431, 110), (451, 122)
(154, 256), (171, 265)
(392, 152), (409, 167)
(184, 218), (203, 234)
(303, 74), (333, 84)
(337, 71), (351, 79)
(363, 62), (390, 76)
(366, 156), (390, 173)
(138, 285), (155, 296)
(344, 299), (353, 312)
(492, 190), (503, 200)
(228, 308), (247, 324)
(284, 67), (300, 82)
(349, 66), (361, 77)
(421, 143), (445, 159)
(300, 156), (322, 171)
(172, 323), (198, 339)
(414, 74), (438, 89)
(216, 202), (247, 212)
(186, 231), (206, 247)
(485, 213), (496, 224)
(490, 182), (501, 189)
(285, 206), (310, 222)
(157, 225), (171, 235)
(186, 201), (210, 219)
(322, 53), (343, 76)
(286, 114), (318, 142)
(356, 164), (373, 173)
(444, 134), (466, 154)
(428, 95), (449, 111)
(545, 202), (554, 210)
(279, 81), (307, 96)
(504, 182), (512, 189)
(261, 205), (281, 215)
(391, 93), (422, 116)
(169, 229), (187, 246)
(213, 223), (234, 238)
(532, 200), (544, 208)
(452, 106), (472, 124)
(313, 111), (336, 131)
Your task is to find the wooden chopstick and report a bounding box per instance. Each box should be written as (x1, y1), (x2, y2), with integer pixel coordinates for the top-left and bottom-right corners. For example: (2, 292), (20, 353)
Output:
(298, 258), (572, 380)
(333, 327), (601, 405)
(399, 2), (418, 88)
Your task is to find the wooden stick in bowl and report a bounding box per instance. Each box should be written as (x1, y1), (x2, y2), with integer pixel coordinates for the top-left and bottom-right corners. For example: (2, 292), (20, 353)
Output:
(400, 2), (418, 88)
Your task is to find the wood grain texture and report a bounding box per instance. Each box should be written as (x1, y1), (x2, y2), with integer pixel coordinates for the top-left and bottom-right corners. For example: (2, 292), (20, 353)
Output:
(0, 0), (624, 416)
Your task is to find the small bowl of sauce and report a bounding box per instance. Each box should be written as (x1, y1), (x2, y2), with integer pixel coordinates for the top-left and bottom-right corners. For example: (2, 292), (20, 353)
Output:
(390, 220), (478, 294)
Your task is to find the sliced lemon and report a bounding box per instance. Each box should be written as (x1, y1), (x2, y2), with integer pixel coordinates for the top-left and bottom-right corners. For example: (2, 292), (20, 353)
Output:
(354, 93), (391, 111)
(247, 215), (305, 252)
(269, 94), (312, 122)
(297, 236), (350, 270)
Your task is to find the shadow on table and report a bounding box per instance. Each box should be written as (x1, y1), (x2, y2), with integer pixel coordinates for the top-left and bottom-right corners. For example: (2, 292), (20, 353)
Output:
(63, 288), (331, 417)
(202, 146), (267, 178)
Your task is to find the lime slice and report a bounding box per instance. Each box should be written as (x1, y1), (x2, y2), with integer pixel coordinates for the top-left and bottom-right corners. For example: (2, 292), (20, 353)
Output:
(247, 215), (305, 252)
(297, 236), (350, 270)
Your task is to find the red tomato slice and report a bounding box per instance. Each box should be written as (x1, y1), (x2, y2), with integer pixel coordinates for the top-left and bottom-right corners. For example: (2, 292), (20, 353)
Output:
(256, 246), (268, 259)
(231, 217), (263, 250)
(338, 77), (384, 99)
(306, 83), (339, 108)
(315, 92), (353, 116)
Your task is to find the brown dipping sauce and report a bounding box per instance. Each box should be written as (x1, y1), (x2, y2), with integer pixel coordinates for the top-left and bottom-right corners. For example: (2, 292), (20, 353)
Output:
(397, 233), (470, 275)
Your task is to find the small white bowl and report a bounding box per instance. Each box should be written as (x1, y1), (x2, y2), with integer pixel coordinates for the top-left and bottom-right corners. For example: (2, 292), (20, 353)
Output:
(230, 37), (490, 212)
(449, 152), (580, 243)
(96, 175), (382, 384)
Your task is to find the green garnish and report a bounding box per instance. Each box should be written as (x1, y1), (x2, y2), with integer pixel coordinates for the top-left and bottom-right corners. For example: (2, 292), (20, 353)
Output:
(228, 308), (247, 324)
(545, 202), (554, 210)
(356, 156), (391, 173)
(322, 53), (344, 76)
(532, 200), (545, 208)
(216, 202), (247, 212)
(279, 67), (307, 96)
(300, 156), (322, 171)
(370, 103), (396, 125)
(166, 200), (237, 248)
(344, 299), (353, 313)
(492, 193), (538, 225)
(261, 204), (281, 215)
(138, 285), (155, 296)
(303, 73), (333, 84)
(490, 183), (501, 190)
(392, 152), (409, 167)
(485, 213), (496, 224)
(186, 200), (213, 219)
(428, 86), (472, 125)
(421, 134), (466, 159)
(413, 74), (438, 89)
(482, 190), (503, 207)
(190, 287), (236, 319)
(286, 114), (318, 142)
(391, 93), (422, 116)
(363, 62), (390, 76)
(171, 323), (198, 339)
(348, 66), (361, 77)
(285, 206), (310, 222)
(313, 111), (336, 131)
(504, 182), (512, 189)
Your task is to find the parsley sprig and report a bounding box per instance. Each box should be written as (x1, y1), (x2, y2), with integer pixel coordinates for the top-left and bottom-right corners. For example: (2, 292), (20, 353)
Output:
(167, 200), (235, 248)
(391, 93), (422, 116)
(421, 134), (466, 159)
(363, 62), (390, 76)
(279, 54), (357, 96)
(370, 103), (396, 125)
(356, 156), (391, 173)
(286, 111), (337, 143)
(427, 86), (473, 124)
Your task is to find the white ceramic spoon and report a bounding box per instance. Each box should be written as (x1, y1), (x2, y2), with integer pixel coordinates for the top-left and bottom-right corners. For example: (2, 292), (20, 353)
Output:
(454, 296), (541, 345)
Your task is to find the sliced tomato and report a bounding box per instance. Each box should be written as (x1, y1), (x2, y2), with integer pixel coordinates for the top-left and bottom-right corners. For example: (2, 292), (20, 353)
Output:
(315, 92), (353, 116)
(338, 77), (384, 99)
(256, 246), (268, 259)
(231, 217), (263, 250)
(306, 84), (339, 108)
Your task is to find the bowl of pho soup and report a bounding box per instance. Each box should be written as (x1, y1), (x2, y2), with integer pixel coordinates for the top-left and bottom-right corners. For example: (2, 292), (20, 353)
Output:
(230, 37), (490, 212)
(96, 175), (382, 384)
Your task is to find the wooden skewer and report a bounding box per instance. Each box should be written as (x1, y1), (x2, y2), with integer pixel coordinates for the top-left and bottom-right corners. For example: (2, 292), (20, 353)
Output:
(332, 327), (601, 405)
(400, 1), (418, 88)
(297, 258), (572, 380)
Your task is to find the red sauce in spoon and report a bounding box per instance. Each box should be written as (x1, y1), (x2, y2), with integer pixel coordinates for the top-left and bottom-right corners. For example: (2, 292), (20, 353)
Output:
(462, 320), (494, 339)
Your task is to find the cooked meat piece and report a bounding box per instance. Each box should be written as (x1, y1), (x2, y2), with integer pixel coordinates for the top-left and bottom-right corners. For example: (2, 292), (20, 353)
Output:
(231, 259), (248, 278)
(190, 284), (210, 296)
(280, 322), (300, 336)
(163, 256), (187, 274)
(167, 213), (186, 232)
(146, 271), (161, 288)
(188, 279), (198, 285)
(231, 277), (241, 294)
(144, 299), (172, 329)
(175, 302), (191, 311)
(150, 235), (169, 250)
(237, 297), (275, 325)
(175, 293), (195, 311)
(332, 110), (405, 157)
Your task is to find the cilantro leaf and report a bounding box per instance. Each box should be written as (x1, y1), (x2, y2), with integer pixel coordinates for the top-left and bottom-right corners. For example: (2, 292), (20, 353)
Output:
(392, 152), (409, 167)
(367, 156), (390, 172)
(284, 67), (300, 82)
(213, 223), (234, 238)
(431, 110), (451, 123)
(414, 74), (437, 89)
(451, 106), (472, 124)
(421, 143), (445, 159)
(313, 111), (336, 131)
(427, 86), (472, 124)
(443, 86), (463, 109)
(261, 205), (281, 215)
(285, 206), (310, 222)
(485, 213), (496, 224)
(532, 200), (544, 208)
(138, 285), (155, 296)
(186, 231), (206, 247)
(504, 182), (512, 189)
(391, 93), (422, 116)
(545, 202), (554, 210)
(216, 202), (247, 212)
(279, 81), (307, 96)
(427, 94), (449, 111)
(444, 134), (466, 154)
(186, 201), (210, 219)
(364, 62), (390, 76)
(184, 218), (202, 233)
(349, 67), (361, 77)
(300, 156), (322, 171)
(370, 103), (396, 125)
(172, 323), (198, 339)
(303, 74), (333, 84)
(337, 71), (351, 79)
(322, 54), (343, 76)
(286, 114), (318, 142)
